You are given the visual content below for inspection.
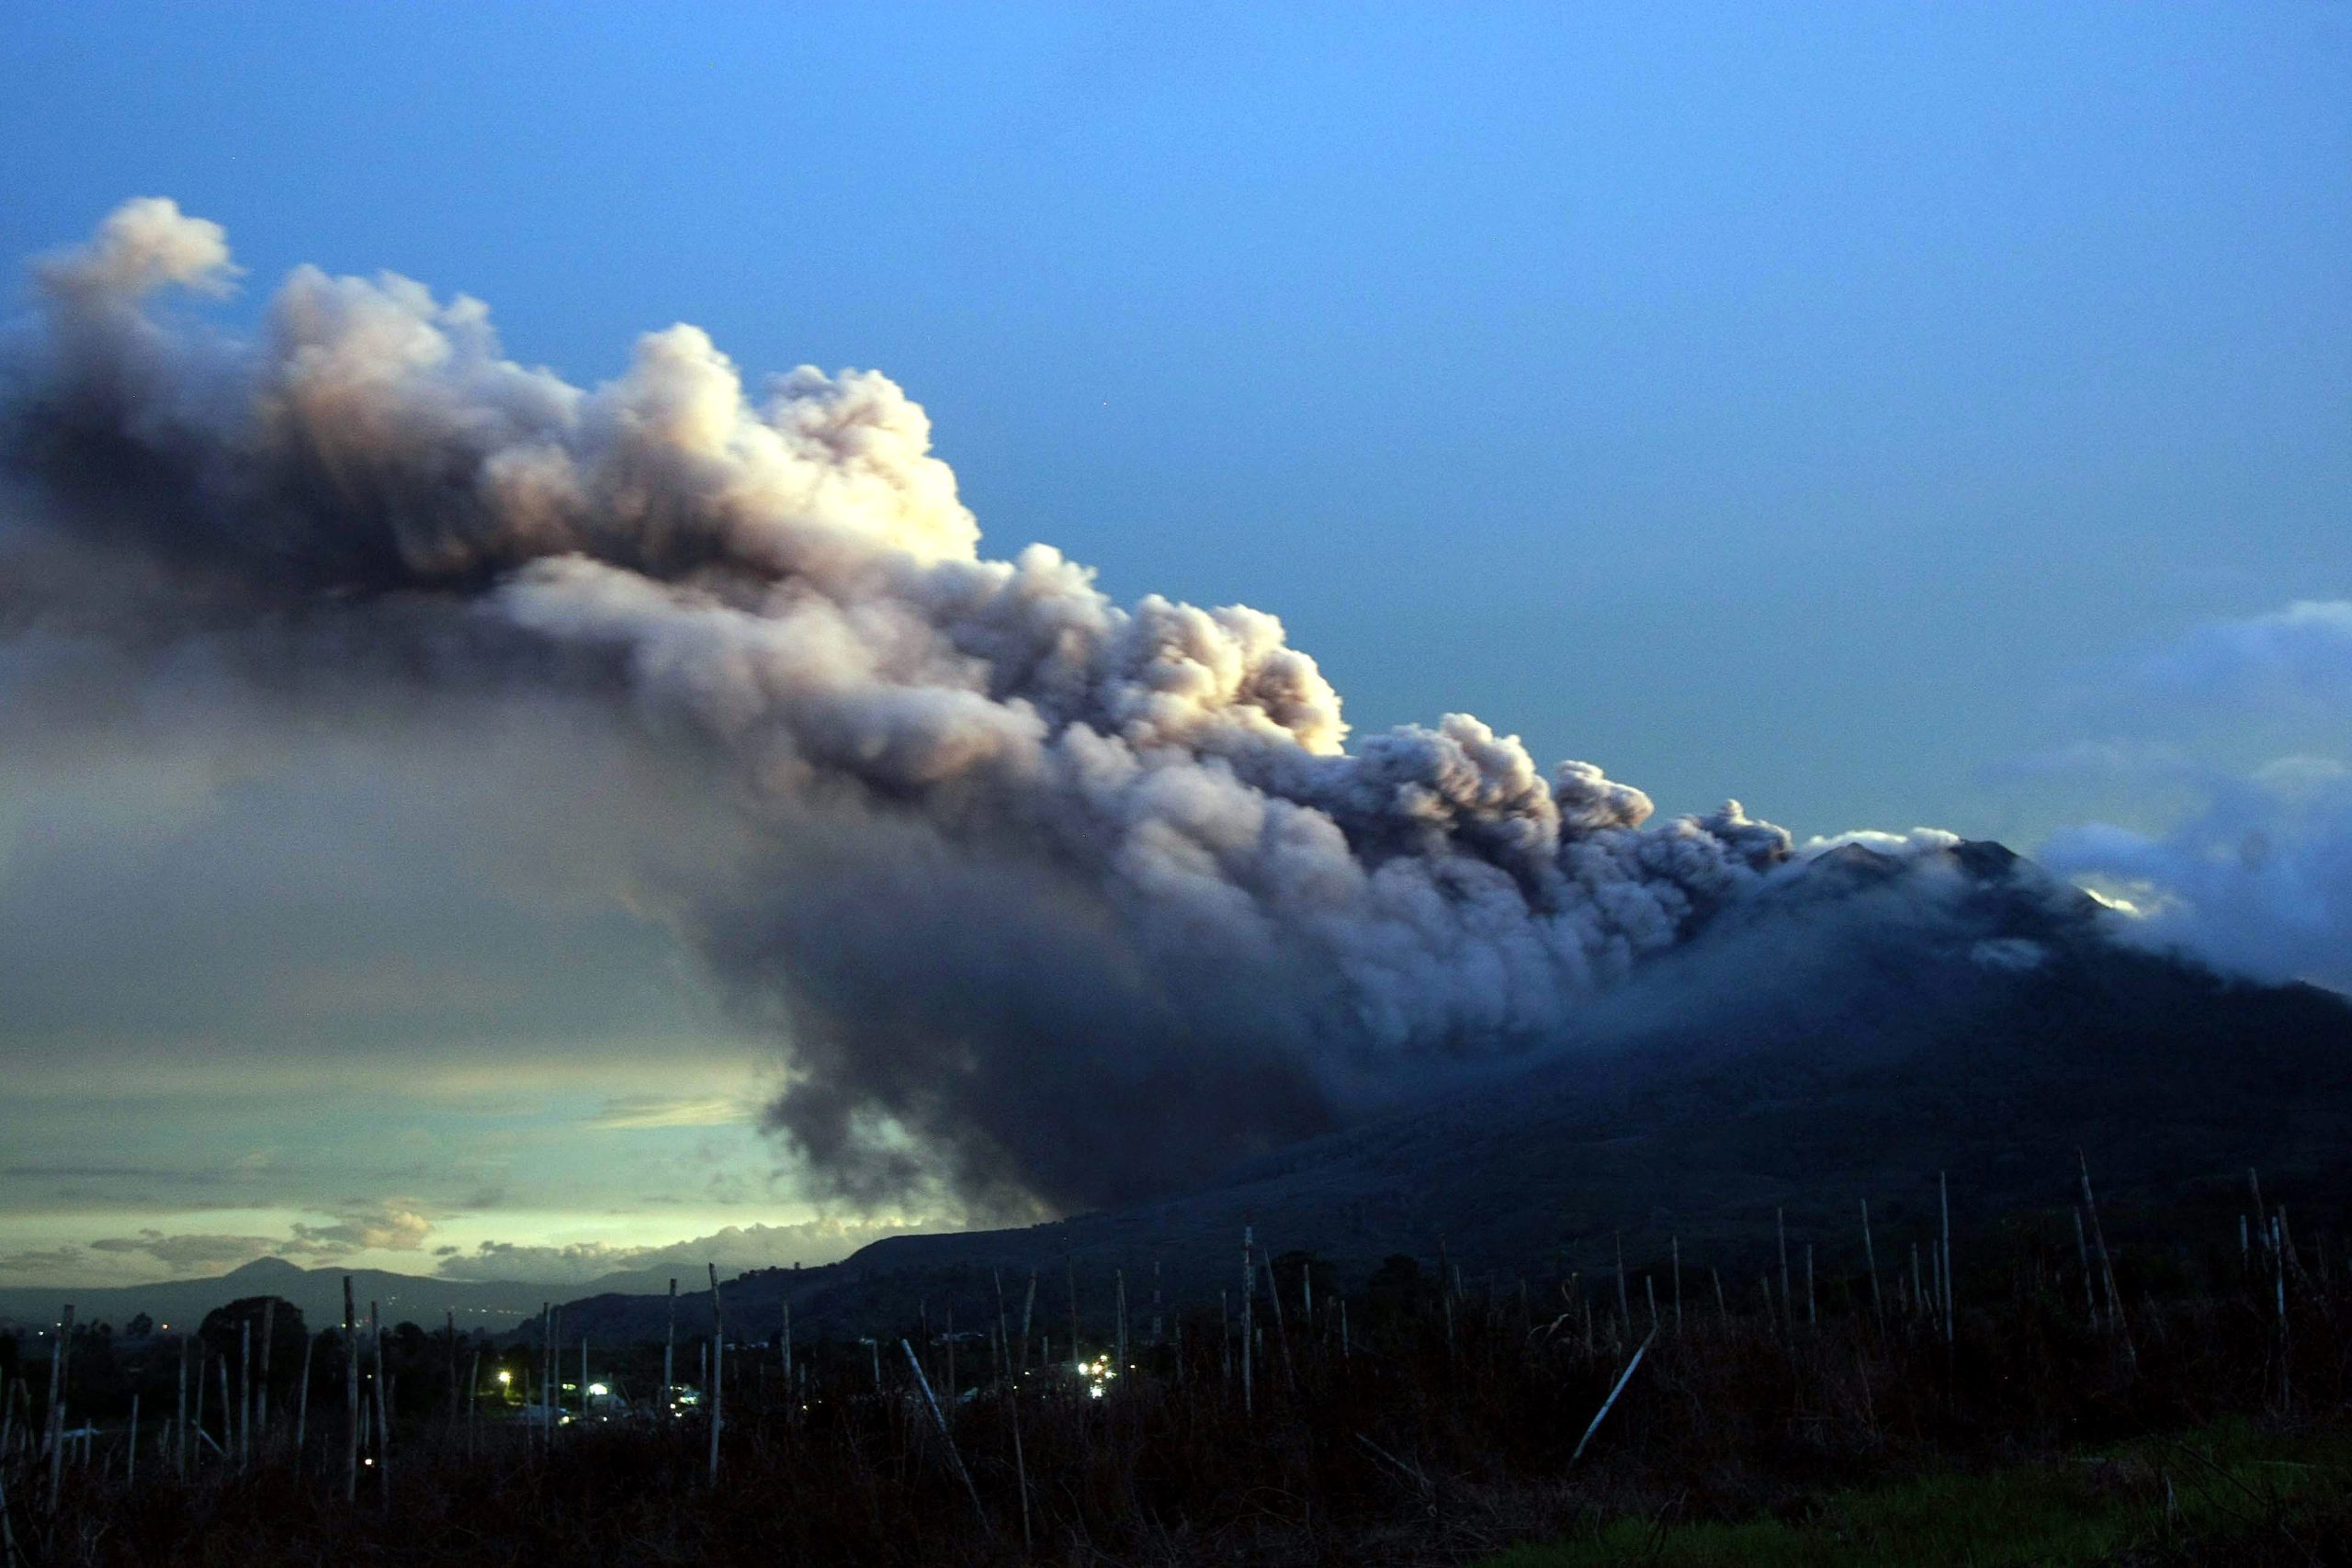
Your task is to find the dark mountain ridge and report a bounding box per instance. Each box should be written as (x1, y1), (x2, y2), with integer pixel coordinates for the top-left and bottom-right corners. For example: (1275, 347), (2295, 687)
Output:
(553, 840), (2352, 1345)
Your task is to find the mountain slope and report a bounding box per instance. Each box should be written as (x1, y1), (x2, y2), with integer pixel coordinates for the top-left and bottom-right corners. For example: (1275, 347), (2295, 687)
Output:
(555, 841), (2352, 1345)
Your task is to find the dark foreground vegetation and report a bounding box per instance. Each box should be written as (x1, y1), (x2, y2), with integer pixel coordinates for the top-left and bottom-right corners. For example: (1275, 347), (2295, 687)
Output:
(4, 1194), (2351, 1566)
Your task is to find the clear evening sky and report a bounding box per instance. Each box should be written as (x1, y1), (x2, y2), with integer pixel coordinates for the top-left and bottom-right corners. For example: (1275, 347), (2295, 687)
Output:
(1, 4), (2345, 1288)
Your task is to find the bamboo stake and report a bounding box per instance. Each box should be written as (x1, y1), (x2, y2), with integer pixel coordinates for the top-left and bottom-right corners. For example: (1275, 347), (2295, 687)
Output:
(781, 1293), (792, 1393)
(1671, 1236), (1683, 1336)
(126, 1393), (138, 1487)
(371, 1301), (390, 1502)
(1570, 1327), (1657, 1465)
(1066, 1260), (1080, 1368)
(1115, 1269), (1127, 1378)
(2074, 1208), (2098, 1326)
(902, 1339), (988, 1530)
(444, 1309), (456, 1431)
(1645, 1274), (1658, 1336)
(238, 1319), (251, 1471)
(1713, 1268), (1727, 1328)
(2078, 1150), (2136, 1372)
(1939, 1171), (1954, 1345)
(992, 1269), (1009, 1380)
(216, 1358), (231, 1478)
(1806, 1244), (1817, 1327)
(707, 1262), (724, 1484)
(1009, 1384), (1032, 1554)
(44, 1304), (71, 1511)
(664, 1278), (676, 1411)
(258, 1298), (276, 1442)
(1613, 1233), (1630, 1334)
(175, 1337), (187, 1477)
(1778, 1209), (1791, 1327)
(1240, 1226), (1255, 1416)
(1263, 1256), (1295, 1391)
(345, 1280), (360, 1501)
(1019, 1272), (1037, 1375)
(1861, 1200), (1883, 1332)
(466, 1348), (480, 1458)
(193, 1347), (207, 1472)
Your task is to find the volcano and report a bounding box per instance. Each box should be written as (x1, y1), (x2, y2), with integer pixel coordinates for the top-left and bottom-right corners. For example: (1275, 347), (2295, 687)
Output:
(556, 840), (2352, 1341)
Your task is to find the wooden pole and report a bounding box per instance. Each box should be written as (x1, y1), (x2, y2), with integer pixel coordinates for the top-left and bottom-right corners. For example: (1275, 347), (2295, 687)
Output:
(1019, 1272), (1037, 1374)
(1115, 1269), (1128, 1376)
(1671, 1236), (1683, 1336)
(445, 1309), (457, 1431)
(664, 1278), (676, 1410)
(466, 1348), (480, 1458)
(126, 1393), (138, 1488)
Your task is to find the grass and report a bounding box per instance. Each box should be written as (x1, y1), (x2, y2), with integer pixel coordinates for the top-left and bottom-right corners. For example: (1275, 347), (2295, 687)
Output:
(1483, 1419), (2352, 1567)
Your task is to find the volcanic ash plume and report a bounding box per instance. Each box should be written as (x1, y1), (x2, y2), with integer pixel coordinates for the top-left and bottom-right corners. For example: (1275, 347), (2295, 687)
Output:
(0, 199), (1794, 1209)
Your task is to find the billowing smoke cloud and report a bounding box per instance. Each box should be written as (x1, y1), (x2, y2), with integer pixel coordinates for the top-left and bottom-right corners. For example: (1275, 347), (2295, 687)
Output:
(2, 200), (1796, 1212)
(2030, 602), (2352, 992)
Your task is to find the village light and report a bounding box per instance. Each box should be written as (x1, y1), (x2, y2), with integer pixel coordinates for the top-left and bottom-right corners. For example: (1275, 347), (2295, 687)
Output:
(497, 1370), (512, 1385)
(588, 1382), (608, 1397)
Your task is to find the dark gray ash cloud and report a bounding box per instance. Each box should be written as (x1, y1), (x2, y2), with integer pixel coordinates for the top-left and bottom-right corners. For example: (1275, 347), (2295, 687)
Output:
(5, 199), (1815, 1213)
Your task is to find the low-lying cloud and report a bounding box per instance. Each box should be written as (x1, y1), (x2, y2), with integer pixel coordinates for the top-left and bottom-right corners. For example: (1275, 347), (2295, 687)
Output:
(433, 1217), (933, 1286)
(2032, 601), (2352, 992)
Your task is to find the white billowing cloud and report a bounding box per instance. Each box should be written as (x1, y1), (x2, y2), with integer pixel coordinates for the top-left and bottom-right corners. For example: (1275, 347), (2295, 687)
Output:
(0, 200), (1803, 1213)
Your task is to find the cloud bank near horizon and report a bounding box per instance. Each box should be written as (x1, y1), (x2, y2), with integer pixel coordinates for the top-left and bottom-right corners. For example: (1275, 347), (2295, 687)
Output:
(2034, 601), (2352, 991)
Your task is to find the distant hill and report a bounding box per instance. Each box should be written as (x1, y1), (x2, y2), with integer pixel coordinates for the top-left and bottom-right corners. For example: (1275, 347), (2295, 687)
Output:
(549, 841), (2352, 1348)
(0, 1257), (557, 1336)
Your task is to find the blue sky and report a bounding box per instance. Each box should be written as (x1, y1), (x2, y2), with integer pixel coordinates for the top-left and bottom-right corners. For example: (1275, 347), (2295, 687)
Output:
(0, 4), (2345, 1285)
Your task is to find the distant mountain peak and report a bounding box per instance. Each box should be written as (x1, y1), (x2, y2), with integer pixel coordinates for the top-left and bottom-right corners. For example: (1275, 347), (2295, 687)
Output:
(222, 1257), (305, 1279)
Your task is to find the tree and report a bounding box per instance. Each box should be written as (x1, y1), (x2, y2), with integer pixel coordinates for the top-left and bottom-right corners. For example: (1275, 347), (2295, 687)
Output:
(198, 1296), (309, 1389)
(126, 1313), (155, 1339)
